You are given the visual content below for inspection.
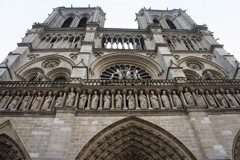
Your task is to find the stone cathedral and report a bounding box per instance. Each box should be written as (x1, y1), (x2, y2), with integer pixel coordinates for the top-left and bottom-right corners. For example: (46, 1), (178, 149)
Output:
(0, 6), (240, 160)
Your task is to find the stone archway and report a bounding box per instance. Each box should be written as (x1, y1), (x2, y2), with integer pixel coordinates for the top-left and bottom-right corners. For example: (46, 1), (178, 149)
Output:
(0, 134), (26, 160)
(76, 116), (197, 160)
(232, 129), (240, 160)
(0, 120), (31, 160)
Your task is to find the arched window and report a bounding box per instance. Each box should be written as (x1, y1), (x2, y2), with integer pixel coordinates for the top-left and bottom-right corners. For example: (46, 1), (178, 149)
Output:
(54, 77), (67, 82)
(61, 17), (73, 28)
(77, 17), (88, 28)
(166, 19), (177, 29)
(153, 19), (160, 25)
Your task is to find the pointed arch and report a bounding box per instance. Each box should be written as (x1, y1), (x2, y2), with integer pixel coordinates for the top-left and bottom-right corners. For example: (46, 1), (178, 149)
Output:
(178, 56), (228, 77)
(47, 67), (71, 81)
(232, 129), (240, 160)
(184, 69), (200, 80)
(166, 19), (177, 29)
(0, 120), (31, 160)
(77, 17), (88, 27)
(61, 17), (74, 28)
(76, 116), (197, 160)
(15, 55), (74, 80)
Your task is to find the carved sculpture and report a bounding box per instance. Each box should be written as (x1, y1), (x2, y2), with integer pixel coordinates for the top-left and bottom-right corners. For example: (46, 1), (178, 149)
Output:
(205, 71), (213, 80)
(161, 90), (170, 109)
(79, 90), (87, 110)
(66, 88), (75, 107)
(225, 90), (239, 107)
(0, 92), (11, 110)
(20, 92), (31, 110)
(195, 90), (206, 107)
(91, 90), (99, 110)
(205, 91), (217, 108)
(133, 69), (142, 80)
(184, 88), (195, 106)
(235, 90), (240, 102)
(54, 92), (63, 108)
(150, 91), (159, 109)
(110, 69), (123, 80)
(125, 67), (132, 79)
(115, 90), (123, 110)
(33, 72), (43, 81)
(127, 90), (135, 110)
(42, 91), (53, 110)
(31, 92), (42, 110)
(172, 90), (182, 108)
(215, 90), (228, 108)
(139, 90), (147, 110)
(103, 90), (111, 109)
(8, 92), (21, 110)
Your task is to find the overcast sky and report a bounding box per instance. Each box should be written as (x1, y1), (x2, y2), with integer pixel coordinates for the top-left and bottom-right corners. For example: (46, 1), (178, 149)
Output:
(0, 0), (240, 62)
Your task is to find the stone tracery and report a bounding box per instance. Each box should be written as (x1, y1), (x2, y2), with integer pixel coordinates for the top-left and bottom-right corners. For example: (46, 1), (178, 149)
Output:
(75, 117), (197, 160)
(100, 64), (151, 80)
(0, 134), (26, 160)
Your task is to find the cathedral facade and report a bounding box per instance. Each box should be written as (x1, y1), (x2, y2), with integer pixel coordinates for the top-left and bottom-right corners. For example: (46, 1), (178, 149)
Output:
(0, 6), (240, 160)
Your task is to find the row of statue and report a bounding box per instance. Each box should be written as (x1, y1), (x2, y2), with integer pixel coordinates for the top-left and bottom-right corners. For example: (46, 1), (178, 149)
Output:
(0, 88), (240, 111)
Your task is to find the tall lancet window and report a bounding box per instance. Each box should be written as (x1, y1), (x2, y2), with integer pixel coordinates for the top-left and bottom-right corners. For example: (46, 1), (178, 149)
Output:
(166, 19), (177, 29)
(61, 17), (73, 28)
(77, 17), (88, 27)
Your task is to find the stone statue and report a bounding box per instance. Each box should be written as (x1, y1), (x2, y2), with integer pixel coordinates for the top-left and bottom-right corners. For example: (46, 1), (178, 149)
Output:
(225, 90), (239, 107)
(103, 90), (111, 109)
(42, 91), (53, 111)
(8, 92), (21, 110)
(133, 69), (142, 80)
(91, 90), (99, 110)
(215, 90), (228, 108)
(115, 90), (123, 110)
(161, 90), (170, 109)
(150, 91), (159, 109)
(0, 92), (11, 110)
(235, 90), (240, 101)
(205, 91), (217, 108)
(79, 90), (87, 110)
(127, 90), (135, 110)
(31, 92), (42, 110)
(20, 92), (31, 110)
(110, 69), (123, 80)
(125, 67), (132, 79)
(206, 71), (213, 80)
(33, 71), (43, 81)
(66, 88), (75, 107)
(172, 90), (182, 109)
(138, 90), (147, 110)
(184, 88), (195, 106)
(54, 92), (63, 108)
(195, 90), (206, 107)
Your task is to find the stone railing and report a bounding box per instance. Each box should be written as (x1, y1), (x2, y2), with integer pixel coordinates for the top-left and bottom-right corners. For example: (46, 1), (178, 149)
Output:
(0, 79), (240, 115)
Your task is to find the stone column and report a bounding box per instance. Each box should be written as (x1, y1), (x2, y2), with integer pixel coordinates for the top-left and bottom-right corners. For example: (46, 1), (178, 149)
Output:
(111, 89), (115, 110)
(86, 90), (92, 110)
(123, 89), (127, 110)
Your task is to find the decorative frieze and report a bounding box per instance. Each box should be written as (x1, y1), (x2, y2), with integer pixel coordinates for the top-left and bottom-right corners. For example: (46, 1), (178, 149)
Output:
(0, 80), (240, 114)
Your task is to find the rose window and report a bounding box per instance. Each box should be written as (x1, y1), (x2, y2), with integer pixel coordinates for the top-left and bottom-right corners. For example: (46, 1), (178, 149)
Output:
(100, 65), (151, 80)
(42, 59), (60, 69)
(186, 61), (204, 71)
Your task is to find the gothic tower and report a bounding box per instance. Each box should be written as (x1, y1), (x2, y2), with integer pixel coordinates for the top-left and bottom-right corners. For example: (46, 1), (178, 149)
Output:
(0, 6), (240, 160)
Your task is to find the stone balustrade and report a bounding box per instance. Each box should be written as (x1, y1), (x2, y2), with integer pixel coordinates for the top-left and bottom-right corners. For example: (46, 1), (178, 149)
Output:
(0, 79), (240, 114)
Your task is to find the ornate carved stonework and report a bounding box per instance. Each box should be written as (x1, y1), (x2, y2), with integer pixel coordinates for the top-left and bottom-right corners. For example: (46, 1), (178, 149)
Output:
(76, 117), (197, 160)
(0, 134), (25, 160)
(100, 64), (151, 80)
(42, 59), (60, 69)
(186, 61), (204, 70)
